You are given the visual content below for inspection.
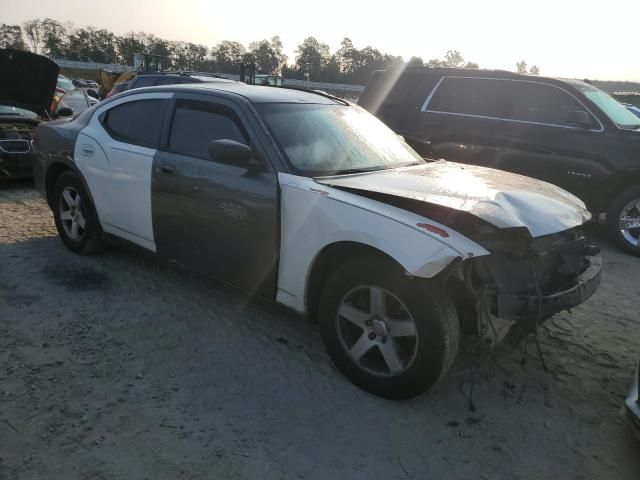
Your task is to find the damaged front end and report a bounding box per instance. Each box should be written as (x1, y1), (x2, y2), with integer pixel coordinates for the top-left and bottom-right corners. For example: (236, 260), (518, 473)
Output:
(448, 226), (602, 347)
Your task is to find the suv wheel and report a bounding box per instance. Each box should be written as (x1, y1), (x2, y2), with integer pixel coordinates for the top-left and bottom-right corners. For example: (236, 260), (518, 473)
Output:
(53, 172), (104, 255)
(607, 186), (640, 256)
(318, 256), (460, 400)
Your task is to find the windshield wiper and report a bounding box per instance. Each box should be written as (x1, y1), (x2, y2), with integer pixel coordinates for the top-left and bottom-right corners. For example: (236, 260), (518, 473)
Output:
(332, 166), (391, 175)
(332, 161), (424, 176)
(0, 112), (25, 117)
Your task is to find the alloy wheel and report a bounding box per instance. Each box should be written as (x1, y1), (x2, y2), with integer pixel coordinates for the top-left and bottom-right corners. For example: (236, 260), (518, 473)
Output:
(619, 199), (640, 247)
(335, 285), (419, 376)
(59, 186), (86, 241)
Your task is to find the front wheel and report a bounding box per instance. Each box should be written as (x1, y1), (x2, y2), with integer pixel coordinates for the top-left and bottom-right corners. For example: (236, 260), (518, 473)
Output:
(318, 257), (460, 400)
(607, 186), (640, 256)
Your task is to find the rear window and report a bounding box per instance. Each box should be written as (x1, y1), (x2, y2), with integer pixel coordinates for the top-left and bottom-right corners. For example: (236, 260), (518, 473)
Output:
(103, 99), (166, 148)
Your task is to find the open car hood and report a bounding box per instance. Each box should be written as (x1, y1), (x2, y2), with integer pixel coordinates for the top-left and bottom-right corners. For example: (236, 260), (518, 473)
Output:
(0, 49), (59, 117)
(316, 161), (591, 238)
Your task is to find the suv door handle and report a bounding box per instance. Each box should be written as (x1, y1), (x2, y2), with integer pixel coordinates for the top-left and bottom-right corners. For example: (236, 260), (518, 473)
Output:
(159, 163), (176, 175)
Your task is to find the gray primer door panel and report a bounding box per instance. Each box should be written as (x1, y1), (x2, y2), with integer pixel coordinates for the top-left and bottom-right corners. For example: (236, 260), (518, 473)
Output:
(151, 96), (279, 298)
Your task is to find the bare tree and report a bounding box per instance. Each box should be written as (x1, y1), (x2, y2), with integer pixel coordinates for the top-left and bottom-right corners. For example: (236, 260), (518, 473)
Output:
(0, 24), (27, 50)
(22, 19), (44, 53)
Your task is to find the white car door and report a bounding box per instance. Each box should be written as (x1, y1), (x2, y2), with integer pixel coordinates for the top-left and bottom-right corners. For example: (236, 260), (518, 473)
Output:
(74, 92), (171, 251)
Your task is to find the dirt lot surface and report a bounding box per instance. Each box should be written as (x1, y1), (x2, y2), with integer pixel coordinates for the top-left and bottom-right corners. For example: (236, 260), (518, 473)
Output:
(1, 181), (639, 480)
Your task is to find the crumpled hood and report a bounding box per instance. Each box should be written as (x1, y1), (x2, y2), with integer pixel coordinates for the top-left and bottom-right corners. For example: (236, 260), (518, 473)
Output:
(0, 49), (59, 117)
(316, 161), (591, 238)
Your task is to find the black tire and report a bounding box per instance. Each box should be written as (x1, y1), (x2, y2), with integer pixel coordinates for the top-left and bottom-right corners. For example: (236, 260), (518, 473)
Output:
(607, 185), (640, 256)
(52, 171), (104, 255)
(318, 256), (460, 400)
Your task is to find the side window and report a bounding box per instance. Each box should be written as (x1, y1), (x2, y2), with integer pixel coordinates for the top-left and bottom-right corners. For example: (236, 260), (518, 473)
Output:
(511, 82), (587, 126)
(103, 99), (166, 148)
(132, 76), (158, 88)
(427, 77), (513, 118)
(168, 100), (248, 160)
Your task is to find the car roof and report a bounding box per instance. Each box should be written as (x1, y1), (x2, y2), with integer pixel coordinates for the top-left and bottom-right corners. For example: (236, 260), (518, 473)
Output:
(127, 82), (342, 104)
(370, 67), (592, 89)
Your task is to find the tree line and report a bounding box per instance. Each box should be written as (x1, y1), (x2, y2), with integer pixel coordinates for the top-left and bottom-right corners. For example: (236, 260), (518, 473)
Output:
(0, 19), (539, 84)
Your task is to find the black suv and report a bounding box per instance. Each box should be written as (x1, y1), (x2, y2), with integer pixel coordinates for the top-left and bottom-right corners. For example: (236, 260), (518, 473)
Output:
(359, 68), (640, 255)
(123, 72), (235, 92)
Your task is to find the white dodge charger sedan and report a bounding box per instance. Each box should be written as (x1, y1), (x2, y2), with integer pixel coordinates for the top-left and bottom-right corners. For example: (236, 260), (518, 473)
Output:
(34, 82), (601, 399)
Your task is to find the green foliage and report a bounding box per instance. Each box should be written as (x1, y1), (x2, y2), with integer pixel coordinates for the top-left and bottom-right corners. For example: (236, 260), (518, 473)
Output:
(12, 18), (482, 84)
(248, 36), (286, 74)
(0, 24), (27, 50)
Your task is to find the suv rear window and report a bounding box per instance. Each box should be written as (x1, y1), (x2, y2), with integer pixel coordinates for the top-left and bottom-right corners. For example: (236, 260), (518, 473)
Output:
(103, 99), (166, 148)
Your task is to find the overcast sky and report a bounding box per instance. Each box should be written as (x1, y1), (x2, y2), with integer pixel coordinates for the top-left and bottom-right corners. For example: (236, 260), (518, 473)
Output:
(4, 0), (639, 81)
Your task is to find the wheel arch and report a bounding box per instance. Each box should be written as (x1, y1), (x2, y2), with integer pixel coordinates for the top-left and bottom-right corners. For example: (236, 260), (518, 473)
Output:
(305, 241), (412, 322)
(598, 171), (640, 214)
(44, 161), (74, 208)
(44, 160), (96, 213)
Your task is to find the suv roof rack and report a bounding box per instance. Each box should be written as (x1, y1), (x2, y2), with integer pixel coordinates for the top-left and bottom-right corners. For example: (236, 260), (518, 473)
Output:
(276, 85), (349, 106)
(137, 70), (232, 80)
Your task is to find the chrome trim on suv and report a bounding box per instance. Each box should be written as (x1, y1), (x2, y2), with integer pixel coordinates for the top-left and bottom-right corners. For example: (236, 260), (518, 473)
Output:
(420, 76), (605, 133)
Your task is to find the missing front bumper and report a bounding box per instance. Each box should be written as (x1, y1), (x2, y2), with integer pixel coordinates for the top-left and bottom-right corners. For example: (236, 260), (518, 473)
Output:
(496, 256), (602, 320)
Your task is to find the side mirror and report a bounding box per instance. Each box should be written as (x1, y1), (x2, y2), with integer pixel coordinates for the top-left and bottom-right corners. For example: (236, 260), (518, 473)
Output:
(208, 139), (252, 166)
(566, 110), (594, 129)
(86, 89), (99, 99)
(55, 107), (74, 118)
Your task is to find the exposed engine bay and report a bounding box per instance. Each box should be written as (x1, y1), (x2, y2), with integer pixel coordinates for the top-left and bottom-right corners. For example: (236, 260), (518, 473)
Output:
(447, 226), (601, 346)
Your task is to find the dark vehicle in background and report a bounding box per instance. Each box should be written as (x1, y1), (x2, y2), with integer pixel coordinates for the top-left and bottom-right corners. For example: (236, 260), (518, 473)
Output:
(359, 68), (640, 255)
(119, 72), (235, 92)
(105, 81), (130, 99)
(0, 49), (91, 179)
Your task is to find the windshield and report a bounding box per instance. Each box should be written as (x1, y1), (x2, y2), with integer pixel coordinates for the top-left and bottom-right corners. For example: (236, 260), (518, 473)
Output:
(0, 105), (38, 119)
(256, 103), (424, 176)
(576, 84), (640, 129)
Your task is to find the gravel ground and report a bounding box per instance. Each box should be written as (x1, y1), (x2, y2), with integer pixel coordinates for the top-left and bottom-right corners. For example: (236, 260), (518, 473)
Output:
(1, 181), (639, 480)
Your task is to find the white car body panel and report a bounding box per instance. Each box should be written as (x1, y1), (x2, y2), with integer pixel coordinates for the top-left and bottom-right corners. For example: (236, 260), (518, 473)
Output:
(276, 173), (490, 313)
(74, 92), (173, 252)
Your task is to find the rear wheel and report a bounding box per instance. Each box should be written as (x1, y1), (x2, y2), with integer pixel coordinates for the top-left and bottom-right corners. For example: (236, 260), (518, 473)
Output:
(607, 186), (640, 256)
(318, 257), (460, 400)
(53, 172), (104, 255)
